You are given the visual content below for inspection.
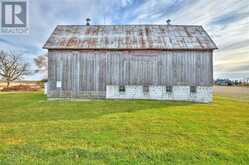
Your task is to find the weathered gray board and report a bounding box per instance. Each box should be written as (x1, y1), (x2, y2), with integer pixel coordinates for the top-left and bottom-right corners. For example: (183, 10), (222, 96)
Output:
(48, 50), (213, 98)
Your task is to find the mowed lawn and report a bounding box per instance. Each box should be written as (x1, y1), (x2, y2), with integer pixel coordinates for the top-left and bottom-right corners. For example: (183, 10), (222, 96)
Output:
(0, 92), (249, 164)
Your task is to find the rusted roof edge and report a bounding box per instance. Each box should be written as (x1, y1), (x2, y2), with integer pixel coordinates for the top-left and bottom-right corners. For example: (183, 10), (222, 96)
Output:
(44, 47), (217, 51)
(55, 24), (203, 27)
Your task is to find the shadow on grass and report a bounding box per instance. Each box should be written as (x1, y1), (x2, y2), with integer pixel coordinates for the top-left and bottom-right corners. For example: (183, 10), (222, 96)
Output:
(0, 92), (194, 123)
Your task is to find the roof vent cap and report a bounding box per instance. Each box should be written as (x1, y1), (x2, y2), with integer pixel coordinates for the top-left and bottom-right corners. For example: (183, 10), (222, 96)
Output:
(86, 18), (91, 26)
(166, 19), (171, 25)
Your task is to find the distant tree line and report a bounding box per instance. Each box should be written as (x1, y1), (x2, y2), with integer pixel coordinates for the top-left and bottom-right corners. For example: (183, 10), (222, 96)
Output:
(215, 79), (249, 86)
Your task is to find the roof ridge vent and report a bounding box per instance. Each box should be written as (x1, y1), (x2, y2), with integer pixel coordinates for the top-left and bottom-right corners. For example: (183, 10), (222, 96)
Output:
(86, 18), (91, 26)
(166, 19), (171, 25)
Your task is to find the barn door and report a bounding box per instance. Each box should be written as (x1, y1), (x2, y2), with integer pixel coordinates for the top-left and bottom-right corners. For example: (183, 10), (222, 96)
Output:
(128, 55), (157, 85)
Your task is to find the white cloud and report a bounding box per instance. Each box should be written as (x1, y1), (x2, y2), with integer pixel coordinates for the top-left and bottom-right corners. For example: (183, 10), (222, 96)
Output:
(121, 0), (133, 7)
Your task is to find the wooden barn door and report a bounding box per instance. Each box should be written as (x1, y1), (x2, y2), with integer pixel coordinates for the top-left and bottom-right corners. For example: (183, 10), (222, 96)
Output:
(78, 53), (106, 98)
(128, 55), (158, 85)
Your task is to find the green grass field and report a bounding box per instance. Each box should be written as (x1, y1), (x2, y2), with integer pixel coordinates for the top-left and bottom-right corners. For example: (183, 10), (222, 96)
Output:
(0, 92), (249, 164)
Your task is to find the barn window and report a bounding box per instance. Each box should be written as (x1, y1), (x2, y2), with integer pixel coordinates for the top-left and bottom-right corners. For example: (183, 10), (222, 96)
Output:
(143, 85), (149, 93)
(166, 86), (172, 93)
(190, 86), (197, 93)
(119, 85), (125, 92)
(56, 81), (62, 88)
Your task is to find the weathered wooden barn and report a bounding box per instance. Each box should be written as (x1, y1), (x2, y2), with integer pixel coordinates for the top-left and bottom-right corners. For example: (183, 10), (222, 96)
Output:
(44, 24), (217, 102)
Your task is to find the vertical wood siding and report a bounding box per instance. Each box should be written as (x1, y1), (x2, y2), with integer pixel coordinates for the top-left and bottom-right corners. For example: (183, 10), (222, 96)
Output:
(48, 50), (213, 98)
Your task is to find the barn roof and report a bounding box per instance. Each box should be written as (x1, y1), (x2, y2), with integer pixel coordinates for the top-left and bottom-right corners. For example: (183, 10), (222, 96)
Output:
(43, 25), (217, 50)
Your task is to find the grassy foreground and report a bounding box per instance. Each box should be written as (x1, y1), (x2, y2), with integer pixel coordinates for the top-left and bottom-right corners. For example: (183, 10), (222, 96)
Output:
(0, 92), (249, 164)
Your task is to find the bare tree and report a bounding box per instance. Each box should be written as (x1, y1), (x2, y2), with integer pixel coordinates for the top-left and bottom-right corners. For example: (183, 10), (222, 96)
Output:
(34, 53), (48, 79)
(0, 50), (30, 88)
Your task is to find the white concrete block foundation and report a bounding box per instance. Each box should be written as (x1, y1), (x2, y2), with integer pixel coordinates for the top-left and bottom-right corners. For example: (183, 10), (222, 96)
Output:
(106, 85), (213, 103)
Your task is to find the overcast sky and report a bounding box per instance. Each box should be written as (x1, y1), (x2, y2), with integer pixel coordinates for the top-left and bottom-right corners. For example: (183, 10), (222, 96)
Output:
(0, 0), (248, 80)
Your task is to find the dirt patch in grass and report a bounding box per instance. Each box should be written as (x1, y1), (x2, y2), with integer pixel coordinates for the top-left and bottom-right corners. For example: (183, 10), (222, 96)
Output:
(214, 86), (249, 100)
(1, 85), (41, 92)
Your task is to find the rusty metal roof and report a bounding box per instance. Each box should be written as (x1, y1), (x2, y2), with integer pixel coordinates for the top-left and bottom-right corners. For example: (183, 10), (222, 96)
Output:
(43, 25), (217, 50)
